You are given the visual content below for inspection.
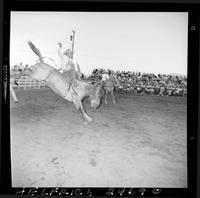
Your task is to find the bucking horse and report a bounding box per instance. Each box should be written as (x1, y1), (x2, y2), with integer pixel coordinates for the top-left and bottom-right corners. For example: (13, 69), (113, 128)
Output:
(23, 41), (102, 124)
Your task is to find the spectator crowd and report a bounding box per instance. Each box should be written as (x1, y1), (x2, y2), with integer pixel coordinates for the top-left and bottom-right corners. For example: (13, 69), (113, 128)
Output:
(89, 68), (187, 97)
(11, 63), (187, 97)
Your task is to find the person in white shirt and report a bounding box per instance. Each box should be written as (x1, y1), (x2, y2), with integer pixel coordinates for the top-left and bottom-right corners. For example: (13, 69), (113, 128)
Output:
(101, 71), (110, 84)
(57, 42), (78, 90)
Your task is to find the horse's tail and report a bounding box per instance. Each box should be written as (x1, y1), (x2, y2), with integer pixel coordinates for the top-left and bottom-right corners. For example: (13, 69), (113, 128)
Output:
(28, 41), (44, 62)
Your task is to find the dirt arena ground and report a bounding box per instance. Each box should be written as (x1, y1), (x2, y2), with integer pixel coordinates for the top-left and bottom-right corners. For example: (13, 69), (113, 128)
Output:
(10, 88), (187, 188)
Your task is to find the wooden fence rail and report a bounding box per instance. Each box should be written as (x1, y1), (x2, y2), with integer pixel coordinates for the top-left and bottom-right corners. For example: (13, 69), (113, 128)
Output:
(12, 76), (48, 89)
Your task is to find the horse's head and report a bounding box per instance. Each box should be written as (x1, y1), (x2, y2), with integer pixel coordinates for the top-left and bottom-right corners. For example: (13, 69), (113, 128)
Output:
(22, 62), (54, 81)
(89, 82), (103, 109)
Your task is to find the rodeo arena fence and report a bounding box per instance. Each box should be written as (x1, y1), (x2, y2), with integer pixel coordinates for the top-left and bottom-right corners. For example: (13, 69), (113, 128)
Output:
(11, 67), (187, 97)
(12, 76), (48, 89)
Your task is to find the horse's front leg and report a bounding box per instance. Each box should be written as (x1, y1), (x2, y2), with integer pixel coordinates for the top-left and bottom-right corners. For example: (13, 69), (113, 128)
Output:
(111, 89), (116, 104)
(73, 101), (87, 124)
(80, 101), (92, 122)
(73, 97), (92, 124)
(105, 90), (108, 104)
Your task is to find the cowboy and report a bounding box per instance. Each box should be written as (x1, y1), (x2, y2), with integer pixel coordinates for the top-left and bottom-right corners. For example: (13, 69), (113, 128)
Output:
(101, 70), (110, 86)
(57, 42), (78, 90)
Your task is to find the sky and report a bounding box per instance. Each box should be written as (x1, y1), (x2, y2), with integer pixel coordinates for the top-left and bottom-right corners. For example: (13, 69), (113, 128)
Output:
(10, 12), (188, 75)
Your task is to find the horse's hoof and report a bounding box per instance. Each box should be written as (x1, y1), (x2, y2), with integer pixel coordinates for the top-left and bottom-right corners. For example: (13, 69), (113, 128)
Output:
(83, 121), (88, 125)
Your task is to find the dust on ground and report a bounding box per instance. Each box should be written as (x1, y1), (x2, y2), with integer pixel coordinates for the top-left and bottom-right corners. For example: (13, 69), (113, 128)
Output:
(10, 88), (187, 187)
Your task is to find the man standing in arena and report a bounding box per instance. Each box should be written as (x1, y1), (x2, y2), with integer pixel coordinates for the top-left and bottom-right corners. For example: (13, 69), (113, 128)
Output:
(57, 42), (78, 90)
(101, 70), (110, 85)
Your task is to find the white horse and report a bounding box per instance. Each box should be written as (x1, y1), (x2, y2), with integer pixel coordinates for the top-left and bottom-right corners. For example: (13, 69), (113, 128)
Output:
(24, 41), (102, 124)
(102, 74), (120, 104)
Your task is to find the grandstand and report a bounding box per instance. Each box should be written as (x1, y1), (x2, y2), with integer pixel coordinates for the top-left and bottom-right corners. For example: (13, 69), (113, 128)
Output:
(11, 66), (187, 97)
(90, 68), (187, 97)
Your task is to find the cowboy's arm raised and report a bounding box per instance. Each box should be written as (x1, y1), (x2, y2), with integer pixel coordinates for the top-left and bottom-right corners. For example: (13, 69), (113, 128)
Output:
(57, 43), (64, 59)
